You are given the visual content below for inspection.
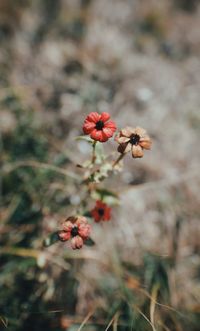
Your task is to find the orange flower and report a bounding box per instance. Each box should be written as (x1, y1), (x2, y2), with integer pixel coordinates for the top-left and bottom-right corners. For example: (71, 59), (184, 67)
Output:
(115, 126), (152, 158)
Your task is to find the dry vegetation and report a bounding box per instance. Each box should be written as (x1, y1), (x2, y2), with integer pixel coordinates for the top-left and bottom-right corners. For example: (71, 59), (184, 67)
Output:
(0, 0), (200, 330)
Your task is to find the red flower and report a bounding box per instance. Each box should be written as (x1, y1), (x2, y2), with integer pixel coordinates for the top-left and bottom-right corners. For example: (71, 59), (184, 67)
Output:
(58, 216), (91, 250)
(83, 112), (116, 142)
(91, 200), (111, 222)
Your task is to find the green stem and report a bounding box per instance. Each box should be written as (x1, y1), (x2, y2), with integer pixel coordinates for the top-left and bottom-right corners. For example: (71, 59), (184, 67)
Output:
(91, 140), (97, 165)
(112, 153), (125, 168)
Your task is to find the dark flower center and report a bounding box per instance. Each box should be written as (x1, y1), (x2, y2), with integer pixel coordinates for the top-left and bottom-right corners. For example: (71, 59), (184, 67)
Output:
(98, 208), (105, 216)
(95, 120), (104, 130)
(130, 134), (140, 145)
(71, 226), (79, 237)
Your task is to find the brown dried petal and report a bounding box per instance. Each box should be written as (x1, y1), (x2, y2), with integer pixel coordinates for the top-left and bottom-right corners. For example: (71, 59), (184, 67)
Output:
(117, 142), (132, 154)
(132, 145), (144, 158)
(118, 143), (128, 154)
(121, 126), (136, 137)
(135, 127), (147, 138)
(116, 136), (130, 144)
(124, 143), (132, 153)
(139, 137), (152, 150)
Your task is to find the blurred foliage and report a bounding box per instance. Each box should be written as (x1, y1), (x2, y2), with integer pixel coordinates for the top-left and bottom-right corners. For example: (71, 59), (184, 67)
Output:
(0, 91), (76, 330)
(174, 0), (199, 12)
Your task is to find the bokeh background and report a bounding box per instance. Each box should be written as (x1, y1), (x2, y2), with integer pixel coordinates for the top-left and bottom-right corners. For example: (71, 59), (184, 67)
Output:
(0, 0), (200, 330)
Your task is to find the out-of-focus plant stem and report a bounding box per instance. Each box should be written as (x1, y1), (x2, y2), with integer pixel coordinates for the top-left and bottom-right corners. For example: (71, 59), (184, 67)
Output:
(2, 160), (81, 182)
(91, 140), (97, 165)
(112, 153), (125, 168)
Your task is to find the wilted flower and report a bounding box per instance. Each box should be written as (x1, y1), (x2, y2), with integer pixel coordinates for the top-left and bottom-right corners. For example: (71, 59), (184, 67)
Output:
(115, 126), (152, 158)
(58, 216), (91, 249)
(83, 112), (116, 142)
(91, 200), (111, 222)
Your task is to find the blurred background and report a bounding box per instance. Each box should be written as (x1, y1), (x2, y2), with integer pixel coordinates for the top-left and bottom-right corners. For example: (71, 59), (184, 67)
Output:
(0, 0), (200, 330)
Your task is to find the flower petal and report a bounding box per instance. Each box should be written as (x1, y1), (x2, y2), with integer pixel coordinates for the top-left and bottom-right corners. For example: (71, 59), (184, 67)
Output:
(139, 137), (152, 150)
(117, 143), (127, 154)
(92, 130), (110, 142)
(104, 120), (117, 130)
(135, 127), (147, 137)
(132, 145), (143, 158)
(90, 129), (104, 141)
(100, 112), (110, 122)
(91, 210), (101, 222)
(117, 142), (131, 154)
(62, 221), (73, 232)
(86, 112), (101, 123)
(102, 127), (114, 138)
(71, 236), (83, 249)
(100, 131), (109, 142)
(78, 223), (91, 239)
(124, 143), (132, 153)
(76, 216), (87, 226)
(58, 230), (71, 241)
(83, 120), (96, 134)
(116, 136), (130, 144)
(103, 208), (111, 221)
(121, 127), (135, 137)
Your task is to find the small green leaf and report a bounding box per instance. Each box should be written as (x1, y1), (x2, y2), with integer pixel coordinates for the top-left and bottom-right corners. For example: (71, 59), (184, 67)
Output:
(84, 237), (95, 246)
(43, 232), (59, 247)
(83, 211), (92, 217)
(96, 188), (119, 198)
(91, 188), (120, 205)
(144, 253), (170, 301)
(75, 135), (93, 143)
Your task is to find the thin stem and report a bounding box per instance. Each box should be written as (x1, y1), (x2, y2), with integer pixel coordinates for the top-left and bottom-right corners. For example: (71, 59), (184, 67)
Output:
(150, 284), (159, 329)
(2, 160), (81, 182)
(105, 313), (118, 331)
(91, 140), (97, 165)
(76, 308), (95, 331)
(112, 153), (125, 168)
(83, 152), (125, 185)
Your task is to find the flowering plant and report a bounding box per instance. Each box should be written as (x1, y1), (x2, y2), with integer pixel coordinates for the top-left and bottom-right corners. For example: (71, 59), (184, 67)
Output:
(45, 112), (152, 249)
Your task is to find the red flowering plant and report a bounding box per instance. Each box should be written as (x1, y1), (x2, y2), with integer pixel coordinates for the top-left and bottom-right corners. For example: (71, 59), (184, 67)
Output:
(58, 216), (91, 249)
(91, 200), (111, 222)
(44, 112), (152, 249)
(83, 112), (116, 142)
